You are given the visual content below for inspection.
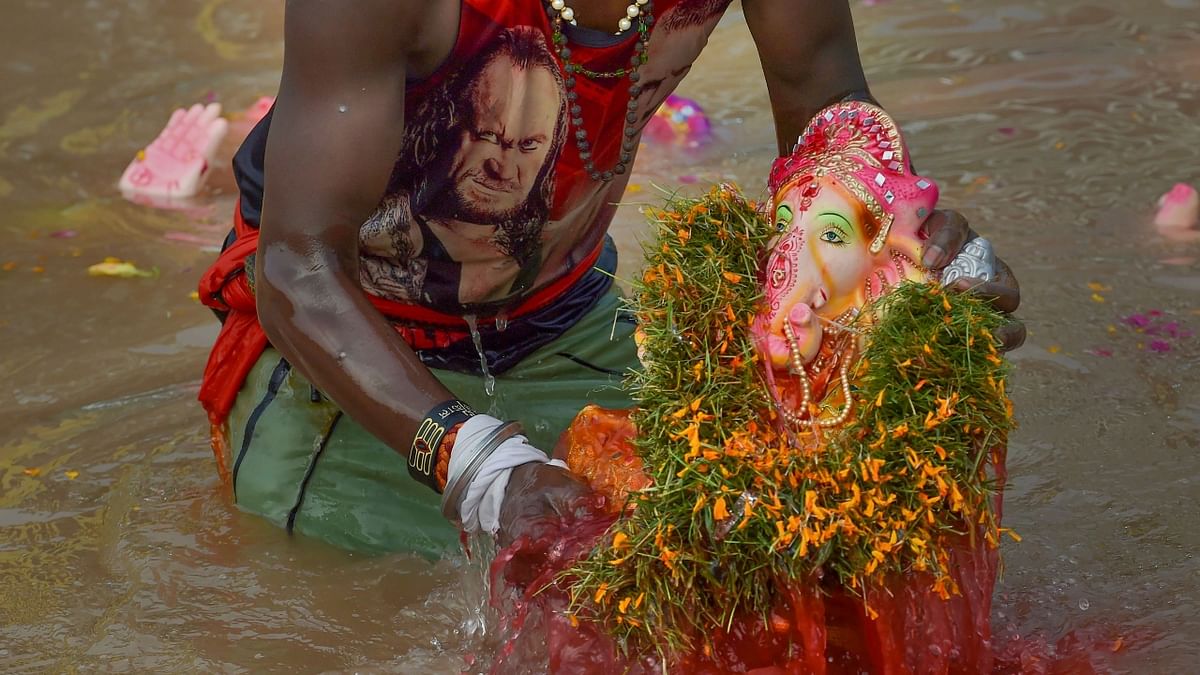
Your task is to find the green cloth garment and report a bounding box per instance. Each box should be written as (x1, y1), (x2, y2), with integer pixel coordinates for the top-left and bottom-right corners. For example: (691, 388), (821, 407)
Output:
(226, 289), (638, 558)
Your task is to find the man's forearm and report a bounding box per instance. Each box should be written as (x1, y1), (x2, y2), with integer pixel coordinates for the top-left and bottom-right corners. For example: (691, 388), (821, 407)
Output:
(255, 0), (455, 463)
(256, 250), (452, 460)
(744, 0), (871, 153)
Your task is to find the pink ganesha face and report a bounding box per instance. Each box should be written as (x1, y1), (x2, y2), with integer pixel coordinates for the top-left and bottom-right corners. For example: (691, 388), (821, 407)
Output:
(755, 176), (877, 370)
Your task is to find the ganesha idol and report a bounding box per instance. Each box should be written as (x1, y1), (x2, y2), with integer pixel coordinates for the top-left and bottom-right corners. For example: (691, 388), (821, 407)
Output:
(753, 102), (939, 429)
(545, 102), (1007, 672)
(566, 101), (999, 489)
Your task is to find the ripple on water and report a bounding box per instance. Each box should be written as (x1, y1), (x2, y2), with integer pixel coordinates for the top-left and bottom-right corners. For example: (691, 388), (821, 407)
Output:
(2, 0), (1200, 671)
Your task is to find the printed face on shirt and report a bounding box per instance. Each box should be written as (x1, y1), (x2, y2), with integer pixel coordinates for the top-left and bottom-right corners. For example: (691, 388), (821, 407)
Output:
(447, 55), (562, 223)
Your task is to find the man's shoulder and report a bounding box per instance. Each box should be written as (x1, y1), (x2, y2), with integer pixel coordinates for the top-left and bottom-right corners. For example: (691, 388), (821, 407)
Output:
(286, 0), (458, 69)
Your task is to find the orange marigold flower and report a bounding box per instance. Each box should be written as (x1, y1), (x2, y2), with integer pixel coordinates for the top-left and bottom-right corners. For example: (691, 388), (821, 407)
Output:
(1000, 527), (1022, 542)
(713, 496), (730, 520)
(722, 271), (743, 284)
(612, 532), (629, 550)
(594, 582), (609, 604)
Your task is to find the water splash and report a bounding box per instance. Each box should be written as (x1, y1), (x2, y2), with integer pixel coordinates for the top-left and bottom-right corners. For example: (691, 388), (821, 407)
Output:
(456, 533), (499, 647)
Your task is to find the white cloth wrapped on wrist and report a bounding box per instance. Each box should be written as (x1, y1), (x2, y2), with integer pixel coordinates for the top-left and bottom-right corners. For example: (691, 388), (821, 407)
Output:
(443, 414), (565, 535)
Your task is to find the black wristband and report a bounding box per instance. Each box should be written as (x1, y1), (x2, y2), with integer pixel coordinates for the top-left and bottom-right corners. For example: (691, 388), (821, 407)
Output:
(409, 399), (476, 492)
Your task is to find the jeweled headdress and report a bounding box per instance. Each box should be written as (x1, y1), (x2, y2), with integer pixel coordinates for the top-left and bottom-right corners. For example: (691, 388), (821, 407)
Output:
(768, 101), (938, 256)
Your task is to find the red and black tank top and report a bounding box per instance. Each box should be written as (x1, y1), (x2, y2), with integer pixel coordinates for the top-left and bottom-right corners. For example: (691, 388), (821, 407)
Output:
(232, 0), (731, 316)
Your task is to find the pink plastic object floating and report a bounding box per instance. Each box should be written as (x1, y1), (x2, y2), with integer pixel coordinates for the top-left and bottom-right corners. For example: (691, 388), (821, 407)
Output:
(243, 96), (274, 126)
(119, 102), (228, 203)
(644, 94), (711, 148)
(229, 96), (275, 140)
(1154, 183), (1199, 229)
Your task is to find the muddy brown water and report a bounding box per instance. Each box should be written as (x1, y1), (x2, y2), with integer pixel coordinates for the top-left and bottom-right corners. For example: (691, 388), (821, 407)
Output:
(2, 0), (1198, 672)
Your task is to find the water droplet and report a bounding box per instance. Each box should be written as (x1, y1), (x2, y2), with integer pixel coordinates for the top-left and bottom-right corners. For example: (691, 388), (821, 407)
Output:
(1078, 598), (1090, 611)
(535, 420), (550, 433)
(337, 104), (348, 113)
(496, 312), (509, 332)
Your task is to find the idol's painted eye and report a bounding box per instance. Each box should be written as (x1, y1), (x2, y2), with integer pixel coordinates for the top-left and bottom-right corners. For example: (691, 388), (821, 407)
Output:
(775, 204), (793, 232)
(818, 213), (853, 245)
(820, 228), (847, 244)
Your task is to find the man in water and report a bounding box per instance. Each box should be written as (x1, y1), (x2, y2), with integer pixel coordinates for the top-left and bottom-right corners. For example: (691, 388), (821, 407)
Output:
(198, 0), (1024, 555)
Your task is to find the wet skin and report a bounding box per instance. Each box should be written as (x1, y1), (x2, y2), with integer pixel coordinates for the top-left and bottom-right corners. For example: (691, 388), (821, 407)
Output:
(255, 0), (1024, 538)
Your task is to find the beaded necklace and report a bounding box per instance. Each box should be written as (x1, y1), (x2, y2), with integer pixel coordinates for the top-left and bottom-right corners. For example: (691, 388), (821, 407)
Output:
(546, 1), (655, 182)
(548, 0), (649, 33)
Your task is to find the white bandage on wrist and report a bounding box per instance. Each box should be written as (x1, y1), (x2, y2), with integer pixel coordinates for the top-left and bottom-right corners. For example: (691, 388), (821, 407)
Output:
(444, 414), (553, 535)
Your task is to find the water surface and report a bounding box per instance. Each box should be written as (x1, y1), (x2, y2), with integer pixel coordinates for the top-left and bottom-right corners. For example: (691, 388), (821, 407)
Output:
(2, 0), (1198, 671)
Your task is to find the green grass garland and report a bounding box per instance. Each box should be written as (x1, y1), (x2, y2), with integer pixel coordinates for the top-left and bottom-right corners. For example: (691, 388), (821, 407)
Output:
(564, 185), (1014, 656)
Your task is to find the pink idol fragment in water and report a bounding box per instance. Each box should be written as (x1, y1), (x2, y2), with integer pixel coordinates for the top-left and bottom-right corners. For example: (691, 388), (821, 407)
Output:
(1153, 183), (1199, 229)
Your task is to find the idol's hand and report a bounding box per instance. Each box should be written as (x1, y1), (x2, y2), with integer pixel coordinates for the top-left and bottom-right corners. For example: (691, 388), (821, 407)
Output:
(920, 209), (1026, 352)
(498, 461), (595, 547)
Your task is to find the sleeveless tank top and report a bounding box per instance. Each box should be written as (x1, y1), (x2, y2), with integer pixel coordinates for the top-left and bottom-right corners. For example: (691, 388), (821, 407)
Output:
(233, 0), (732, 316)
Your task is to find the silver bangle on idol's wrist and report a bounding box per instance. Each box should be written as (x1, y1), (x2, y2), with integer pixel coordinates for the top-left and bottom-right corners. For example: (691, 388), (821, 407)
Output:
(440, 420), (524, 524)
(940, 236), (997, 286)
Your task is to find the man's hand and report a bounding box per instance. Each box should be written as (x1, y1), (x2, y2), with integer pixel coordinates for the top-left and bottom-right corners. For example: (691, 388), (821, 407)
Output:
(497, 462), (594, 547)
(920, 209), (1026, 352)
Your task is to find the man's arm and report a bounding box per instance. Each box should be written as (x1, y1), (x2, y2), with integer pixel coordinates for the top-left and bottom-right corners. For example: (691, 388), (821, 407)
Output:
(256, 0), (457, 459)
(743, 0), (870, 154)
(742, 0), (1024, 350)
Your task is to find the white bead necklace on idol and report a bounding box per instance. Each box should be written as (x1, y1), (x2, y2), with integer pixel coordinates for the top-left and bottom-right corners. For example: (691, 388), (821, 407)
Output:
(549, 0), (650, 33)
